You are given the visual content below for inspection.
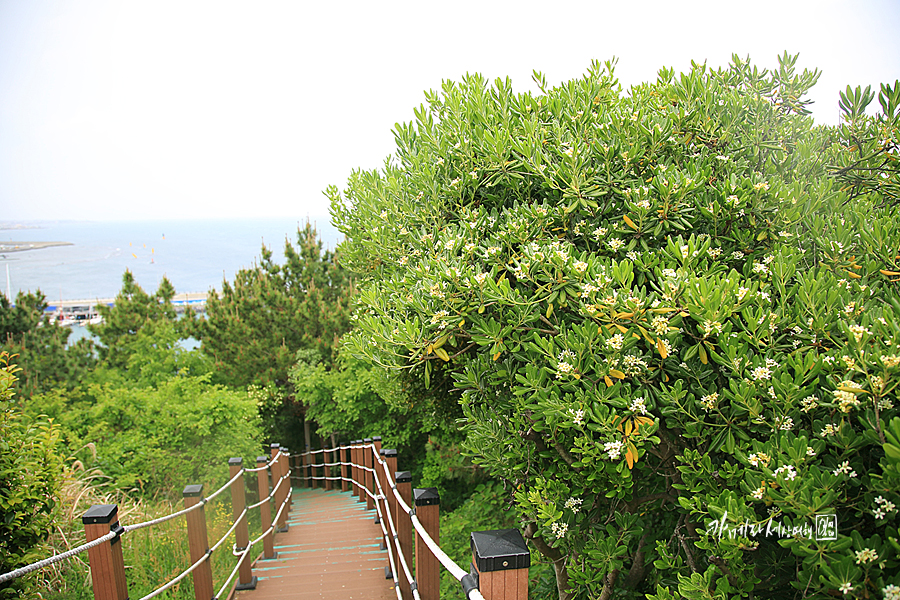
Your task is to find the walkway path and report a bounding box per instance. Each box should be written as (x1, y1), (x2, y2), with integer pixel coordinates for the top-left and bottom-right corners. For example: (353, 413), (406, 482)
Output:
(235, 487), (396, 600)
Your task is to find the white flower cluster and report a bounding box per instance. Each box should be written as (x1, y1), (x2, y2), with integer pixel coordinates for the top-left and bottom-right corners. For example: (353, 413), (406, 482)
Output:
(556, 362), (574, 379)
(651, 315), (669, 335)
(431, 310), (449, 329)
(748, 452), (771, 468)
(800, 396), (818, 413)
(700, 392), (718, 411)
(873, 496), (896, 520)
(884, 584), (900, 600)
(570, 408), (585, 427)
(833, 461), (857, 478)
(854, 548), (878, 564)
(751, 486), (765, 500)
(774, 416), (794, 431)
(820, 423), (839, 437)
(592, 226), (609, 240)
(621, 354), (648, 376)
(581, 283), (600, 298)
(700, 320), (723, 337)
(882, 354), (900, 368)
(630, 397), (647, 415)
(564, 497), (583, 513)
(834, 382), (861, 413)
(551, 521), (568, 538)
(773, 465), (797, 481)
(751, 366), (772, 381)
(848, 323), (871, 344)
(606, 334), (624, 351)
(605, 440), (624, 460)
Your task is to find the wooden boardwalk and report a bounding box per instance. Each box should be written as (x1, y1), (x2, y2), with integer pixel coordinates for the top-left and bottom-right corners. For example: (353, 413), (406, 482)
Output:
(236, 487), (396, 600)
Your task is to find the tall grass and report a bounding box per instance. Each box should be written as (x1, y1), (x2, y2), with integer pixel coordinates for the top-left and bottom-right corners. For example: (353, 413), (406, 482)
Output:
(35, 463), (269, 600)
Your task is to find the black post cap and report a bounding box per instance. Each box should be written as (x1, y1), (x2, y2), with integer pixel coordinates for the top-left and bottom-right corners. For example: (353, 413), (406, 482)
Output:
(379, 449), (386, 456)
(256, 456), (268, 463)
(413, 488), (440, 507)
(229, 457), (243, 466)
(364, 438), (373, 443)
(383, 449), (397, 457)
(395, 471), (412, 484)
(373, 436), (382, 441)
(471, 529), (531, 572)
(270, 443), (280, 449)
(82, 504), (118, 525)
(183, 484), (204, 497)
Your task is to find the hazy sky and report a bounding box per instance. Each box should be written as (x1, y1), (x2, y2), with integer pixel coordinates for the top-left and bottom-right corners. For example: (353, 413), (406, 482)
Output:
(1, 0), (898, 221)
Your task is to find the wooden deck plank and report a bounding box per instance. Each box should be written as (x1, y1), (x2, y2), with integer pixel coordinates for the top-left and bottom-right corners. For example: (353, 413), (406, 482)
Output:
(235, 487), (396, 600)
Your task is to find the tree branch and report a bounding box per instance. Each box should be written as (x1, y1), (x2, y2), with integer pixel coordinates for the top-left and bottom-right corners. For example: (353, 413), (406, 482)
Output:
(598, 568), (620, 600)
(524, 521), (572, 600)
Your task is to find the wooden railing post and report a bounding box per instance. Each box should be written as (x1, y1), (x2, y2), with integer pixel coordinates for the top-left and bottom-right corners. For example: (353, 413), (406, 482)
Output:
(363, 438), (374, 510)
(228, 458), (257, 590)
(271, 444), (288, 532)
(182, 487), (214, 600)
(82, 504), (128, 600)
(298, 446), (312, 488)
(354, 441), (364, 502)
(470, 529), (530, 600)
(340, 444), (349, 492)
(414, 488), (440, 600)
(255, 456), (277, 560)
(281, 448), (292, 520)
(373, 437), (383, 513)
(325, 445), (334, 491)
(395, 472), (413, 600)
(382, 449), (398, 578)
(305, 448), (313, 489)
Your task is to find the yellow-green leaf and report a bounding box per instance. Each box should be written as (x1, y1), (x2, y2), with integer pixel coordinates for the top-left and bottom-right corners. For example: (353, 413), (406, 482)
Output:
(624, 215), (638, 230)
(657, 338), (668, 359)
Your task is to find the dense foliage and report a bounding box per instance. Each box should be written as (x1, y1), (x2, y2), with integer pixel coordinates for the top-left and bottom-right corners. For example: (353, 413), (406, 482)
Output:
(331, 54), (900, 599)
(89, 271), (184, 370)
(32, 277), (261, 497)
(200, 222), (353, 388)
(0, 353), (63, 599)
(1, 291), (95, 397)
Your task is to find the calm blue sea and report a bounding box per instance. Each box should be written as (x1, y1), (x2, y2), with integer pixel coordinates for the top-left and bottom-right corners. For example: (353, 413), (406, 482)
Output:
(1, 218), (341, 303)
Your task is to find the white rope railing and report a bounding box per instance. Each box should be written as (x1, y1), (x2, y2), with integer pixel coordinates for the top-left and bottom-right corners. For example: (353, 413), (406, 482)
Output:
(300, 443), (485, 600)
(0, 531), (117, 584)
(0, 449), (288, 593)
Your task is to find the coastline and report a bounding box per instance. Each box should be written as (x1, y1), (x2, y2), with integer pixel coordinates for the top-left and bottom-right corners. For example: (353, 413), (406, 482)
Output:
(0, 241), (73, 253)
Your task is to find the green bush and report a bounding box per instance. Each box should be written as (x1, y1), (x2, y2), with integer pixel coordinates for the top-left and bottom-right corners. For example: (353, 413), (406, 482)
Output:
(331, 54), (900, 599)
(0, 353), (63, 599)
(33, 375), (261, 497)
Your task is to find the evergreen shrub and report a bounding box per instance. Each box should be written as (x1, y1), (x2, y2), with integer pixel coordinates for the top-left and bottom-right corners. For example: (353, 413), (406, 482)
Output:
(331, 55), (900, 599)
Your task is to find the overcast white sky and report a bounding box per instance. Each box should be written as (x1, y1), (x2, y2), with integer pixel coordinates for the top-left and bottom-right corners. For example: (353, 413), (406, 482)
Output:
(1, 0), (898, 221)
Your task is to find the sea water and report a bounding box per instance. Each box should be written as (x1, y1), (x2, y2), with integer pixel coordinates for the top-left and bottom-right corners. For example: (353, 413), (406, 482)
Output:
(1, 218), (342, 302)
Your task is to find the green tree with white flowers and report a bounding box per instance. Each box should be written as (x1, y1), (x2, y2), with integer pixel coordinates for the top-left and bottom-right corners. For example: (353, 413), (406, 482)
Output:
(331, 54), (900, 599)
